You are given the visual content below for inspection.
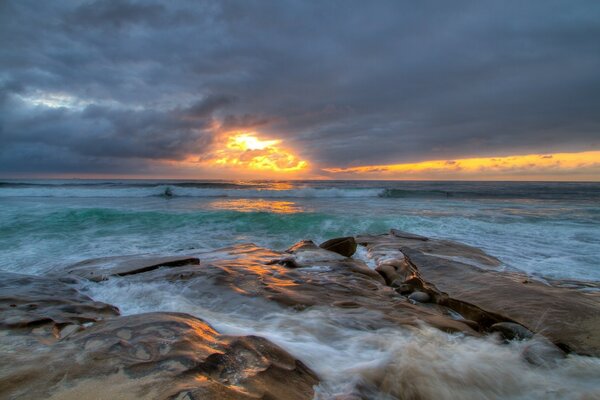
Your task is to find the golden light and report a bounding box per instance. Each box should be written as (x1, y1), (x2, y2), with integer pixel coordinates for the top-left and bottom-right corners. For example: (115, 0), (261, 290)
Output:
(209, 199), (303, 214)
(227, 134), (279, 151)
(324, 150), (600, 180)
(210, 132), (308, 173)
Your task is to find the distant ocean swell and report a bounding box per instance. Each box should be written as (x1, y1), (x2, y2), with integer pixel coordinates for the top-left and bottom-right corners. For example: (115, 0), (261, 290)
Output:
(1, 181), (599, 200)
(0, 184), (381, 198)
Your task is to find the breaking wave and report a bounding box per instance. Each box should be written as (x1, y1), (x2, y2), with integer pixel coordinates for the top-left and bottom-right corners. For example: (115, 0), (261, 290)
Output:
(0, 185), (383, 198)
(1, 180), (599, 200)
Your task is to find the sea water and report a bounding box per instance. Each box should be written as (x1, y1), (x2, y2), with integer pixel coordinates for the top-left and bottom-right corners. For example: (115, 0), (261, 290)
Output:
(1, 180), (599, 399)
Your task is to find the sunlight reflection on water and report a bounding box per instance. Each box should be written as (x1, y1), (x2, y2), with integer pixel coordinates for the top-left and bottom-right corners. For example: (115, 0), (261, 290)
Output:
(208, 198), (305, 214)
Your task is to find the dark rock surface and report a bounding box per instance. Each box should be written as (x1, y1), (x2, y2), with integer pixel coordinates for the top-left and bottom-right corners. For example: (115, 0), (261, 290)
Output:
(491, 322), (534, 341)
(319, 236), (358, 257)
(0, 272), (119, 336)
(63, 255), (200, 282)
(408, 291), (431, 303)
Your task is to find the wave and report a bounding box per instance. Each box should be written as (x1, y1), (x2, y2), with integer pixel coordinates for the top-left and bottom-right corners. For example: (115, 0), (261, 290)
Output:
(379, 187), (600, 200)
(0, 186), (384, 198)
(0, 181), (254, 189)
(1, 181), (599, 200)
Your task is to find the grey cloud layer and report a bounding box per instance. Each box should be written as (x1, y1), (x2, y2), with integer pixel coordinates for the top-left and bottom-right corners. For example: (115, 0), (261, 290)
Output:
(1, 0), (599, 175)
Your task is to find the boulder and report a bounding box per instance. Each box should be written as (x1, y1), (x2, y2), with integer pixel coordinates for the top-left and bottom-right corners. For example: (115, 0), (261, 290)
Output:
(319, 236), (358, 257)
(408, 291), (431, 303)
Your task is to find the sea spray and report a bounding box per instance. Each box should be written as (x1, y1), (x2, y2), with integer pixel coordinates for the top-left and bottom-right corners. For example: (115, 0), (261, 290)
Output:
(81, 276), (600, 400)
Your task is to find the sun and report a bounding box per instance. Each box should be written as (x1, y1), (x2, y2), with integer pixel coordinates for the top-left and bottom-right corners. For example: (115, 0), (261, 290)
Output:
(210, 132), (308, 173)
(227, 134), (280, 151)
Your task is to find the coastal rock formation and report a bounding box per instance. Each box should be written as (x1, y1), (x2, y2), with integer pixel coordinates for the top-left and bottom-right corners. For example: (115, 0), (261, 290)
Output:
(63, 255), (200, 282)
(0, 276), (318, 400)
(89, 242), (478, 335)
(0, 272), (119, 338)
(359, 231), (600, 356)
(4, 231), (600, 398)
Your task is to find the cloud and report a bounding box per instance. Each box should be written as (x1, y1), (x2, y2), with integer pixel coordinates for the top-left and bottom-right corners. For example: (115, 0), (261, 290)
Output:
(323, 150), (600, 180)
(0, 0), (599, 176)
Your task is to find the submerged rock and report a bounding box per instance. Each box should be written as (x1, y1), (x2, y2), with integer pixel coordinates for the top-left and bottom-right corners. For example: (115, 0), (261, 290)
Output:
(490, 322), (534, 341)
(319, 236), (358, 257)
(522, 336), (567, 367)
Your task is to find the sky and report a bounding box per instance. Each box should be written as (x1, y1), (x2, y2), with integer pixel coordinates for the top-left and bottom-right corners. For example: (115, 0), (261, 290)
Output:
(1, 0), (599, 180)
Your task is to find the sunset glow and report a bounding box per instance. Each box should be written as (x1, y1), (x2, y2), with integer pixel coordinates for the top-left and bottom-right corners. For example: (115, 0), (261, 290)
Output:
(209, 132), (308, 173)
(324, 151), (600, 180)
(209, 199), (303, 214)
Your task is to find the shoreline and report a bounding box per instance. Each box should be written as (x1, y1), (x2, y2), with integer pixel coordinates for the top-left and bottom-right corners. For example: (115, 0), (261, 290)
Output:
(2, 230), (599, 399)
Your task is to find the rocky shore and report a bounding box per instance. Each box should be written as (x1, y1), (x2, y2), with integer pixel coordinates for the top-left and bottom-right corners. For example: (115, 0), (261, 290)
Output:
(1, 230), (599, 399)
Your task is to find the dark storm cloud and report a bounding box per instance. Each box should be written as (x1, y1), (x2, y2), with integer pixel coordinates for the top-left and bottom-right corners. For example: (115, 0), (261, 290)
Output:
(1, 0), (599, 175)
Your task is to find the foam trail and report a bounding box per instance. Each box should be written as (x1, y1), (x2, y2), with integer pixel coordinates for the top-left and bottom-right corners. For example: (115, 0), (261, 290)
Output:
(82, 277), (600, 400)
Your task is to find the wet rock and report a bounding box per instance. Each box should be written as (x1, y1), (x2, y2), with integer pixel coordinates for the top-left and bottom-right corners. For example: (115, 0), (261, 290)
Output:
(141, 244), (476, 335)
(360, 232), (600, 356)
(0, 272), (119, 335)
(391, 279), (414, 292)
(408, 291), (431, 303)
(394, 284), (413, 295)
(0, 312), (319, 399)
(319, 236), (358, 257)
(490, 322), (534, 341)
(63, 255), (200, 282)
(359, 233), (501, 269)
(390, 229), (429, 241)
(375, 258), (414, 285)
(58, 324), (82, 339)
(375, 263), (397, 284)
(332, 394), (364, 400)
(522, 336), (567, 367)
(286, 239), (319, 253)
(460, 319), (481, 331)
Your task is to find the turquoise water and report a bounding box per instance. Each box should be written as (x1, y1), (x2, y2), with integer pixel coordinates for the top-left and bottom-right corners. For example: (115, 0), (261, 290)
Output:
(0, 180), (598, 281)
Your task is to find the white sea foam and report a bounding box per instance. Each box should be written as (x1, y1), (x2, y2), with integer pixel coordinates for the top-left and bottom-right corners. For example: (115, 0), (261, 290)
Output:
(0, 185), (385, 198)
(82, 277), (600, 400)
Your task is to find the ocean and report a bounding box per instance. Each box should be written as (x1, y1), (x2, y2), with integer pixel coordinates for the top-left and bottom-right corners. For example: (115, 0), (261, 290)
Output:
(1, 180), (598, 280)
(1, 180), (600, 398)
